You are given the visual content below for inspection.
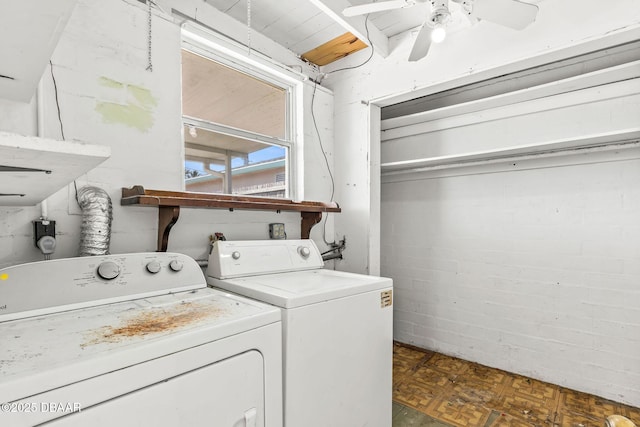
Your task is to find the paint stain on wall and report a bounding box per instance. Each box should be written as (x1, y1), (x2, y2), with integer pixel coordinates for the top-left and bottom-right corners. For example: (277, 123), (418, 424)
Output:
(98, 76), (124, 90)
(95, 77), (157, 132)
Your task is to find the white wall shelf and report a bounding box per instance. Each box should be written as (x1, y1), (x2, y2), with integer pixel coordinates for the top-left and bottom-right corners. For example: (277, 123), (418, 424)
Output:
(0, 0), (79, 102)
(0, 132), (111, 206)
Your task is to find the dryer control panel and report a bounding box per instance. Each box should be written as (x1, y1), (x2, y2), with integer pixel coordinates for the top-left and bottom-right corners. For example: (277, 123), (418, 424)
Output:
(207, 239), (324, 279)
(0, 252), (205, 322)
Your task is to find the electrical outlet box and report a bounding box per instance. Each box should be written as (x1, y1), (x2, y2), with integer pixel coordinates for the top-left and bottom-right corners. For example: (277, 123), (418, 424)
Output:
(34, 220), (56, 247)
(269, 223), (286, 239)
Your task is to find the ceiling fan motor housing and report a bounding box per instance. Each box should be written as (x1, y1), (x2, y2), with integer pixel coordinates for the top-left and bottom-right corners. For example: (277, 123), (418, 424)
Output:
(428, 0), (451, 27)
(451, 0), (474, 16)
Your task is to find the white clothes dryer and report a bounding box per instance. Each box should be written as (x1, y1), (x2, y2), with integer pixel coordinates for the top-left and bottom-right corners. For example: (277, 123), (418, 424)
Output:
(0, 252), (282, 427)
(207, 239), (393, 427)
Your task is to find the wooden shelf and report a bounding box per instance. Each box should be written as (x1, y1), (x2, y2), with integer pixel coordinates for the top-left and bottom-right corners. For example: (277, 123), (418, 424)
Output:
(121, 185), (341, 252)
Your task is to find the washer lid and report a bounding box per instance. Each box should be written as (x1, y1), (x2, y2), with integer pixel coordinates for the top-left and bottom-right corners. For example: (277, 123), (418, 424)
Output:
(0, 287), (280, 404)
(208, 269), (392, 308)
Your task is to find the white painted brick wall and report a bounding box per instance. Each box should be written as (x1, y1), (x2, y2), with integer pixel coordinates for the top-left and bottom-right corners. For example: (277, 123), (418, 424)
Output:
(383, 156), (640, 406)
(325, 3), (640, 404)
(0, 0), (334, 268)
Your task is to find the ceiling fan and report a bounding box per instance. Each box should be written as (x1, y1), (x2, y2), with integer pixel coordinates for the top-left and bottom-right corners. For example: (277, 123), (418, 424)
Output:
(343, 0), (539, 61)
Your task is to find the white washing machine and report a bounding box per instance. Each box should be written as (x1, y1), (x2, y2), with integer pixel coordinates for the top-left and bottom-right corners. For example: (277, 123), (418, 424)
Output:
(206, 239), (393, 427)
(0, 252), (282, 427)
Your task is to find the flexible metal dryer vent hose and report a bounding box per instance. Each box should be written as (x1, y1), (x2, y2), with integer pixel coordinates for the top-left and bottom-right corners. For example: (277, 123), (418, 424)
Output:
(77, 186), (112, 256)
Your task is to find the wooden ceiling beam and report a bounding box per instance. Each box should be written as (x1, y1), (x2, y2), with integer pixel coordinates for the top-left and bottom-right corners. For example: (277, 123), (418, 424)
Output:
(307, 0), (390, 58)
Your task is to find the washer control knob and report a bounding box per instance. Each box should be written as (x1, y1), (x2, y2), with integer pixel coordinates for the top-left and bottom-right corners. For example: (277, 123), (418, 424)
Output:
(97, 261), (120, 280)
(169, 260), (183, 272)
(232, 251), (241, 260)
(146, 260), (161, 274)
(298, 246), (311, 259)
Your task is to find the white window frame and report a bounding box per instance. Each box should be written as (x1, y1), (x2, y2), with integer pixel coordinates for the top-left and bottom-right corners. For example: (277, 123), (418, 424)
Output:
(181, 22), (305, 200)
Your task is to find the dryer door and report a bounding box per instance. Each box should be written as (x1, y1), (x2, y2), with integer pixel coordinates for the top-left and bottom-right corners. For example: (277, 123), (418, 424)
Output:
(48, 350), (265, 427)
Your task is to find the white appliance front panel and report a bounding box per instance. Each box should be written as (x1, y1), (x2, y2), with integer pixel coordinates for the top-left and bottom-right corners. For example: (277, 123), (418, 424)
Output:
(284, 288), (393, 427)
(0, 287), (280, 403)
(46, 350), (265, 427)
(2, 322), (283, 427)
(208, 239), (324, 279)
(209, 269), (392, 308)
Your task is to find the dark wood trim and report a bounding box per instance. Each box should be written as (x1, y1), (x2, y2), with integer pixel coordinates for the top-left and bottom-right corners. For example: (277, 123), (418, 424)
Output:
(301, 211), (322, 239)
(121, 186), (341, 251)
(158, 206), (180, 252)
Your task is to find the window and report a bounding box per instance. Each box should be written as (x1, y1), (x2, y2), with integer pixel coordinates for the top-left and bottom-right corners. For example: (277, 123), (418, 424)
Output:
(181, 30), (297, 199)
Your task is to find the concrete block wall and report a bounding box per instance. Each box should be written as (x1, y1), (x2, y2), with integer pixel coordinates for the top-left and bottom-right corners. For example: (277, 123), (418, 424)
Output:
(377, 62), (640, 406)
(322, 0), (640, 406)
(382, 155), (640, 406)
(324, 0), (640, 277)
(1, 0), (183, 267)
(0, 0), (334, 268)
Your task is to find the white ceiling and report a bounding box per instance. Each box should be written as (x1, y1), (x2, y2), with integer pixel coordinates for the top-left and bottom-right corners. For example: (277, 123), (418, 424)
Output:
(203, 0), (348, 55)
(200, 0), (543, 64)
(343, 0), (431, 37)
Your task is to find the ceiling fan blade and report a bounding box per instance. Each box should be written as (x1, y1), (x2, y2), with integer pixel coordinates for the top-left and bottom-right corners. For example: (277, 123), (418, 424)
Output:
(343, 0), (413, 17)
(471, 0), (538, 30)
(408, 23), (432, 62)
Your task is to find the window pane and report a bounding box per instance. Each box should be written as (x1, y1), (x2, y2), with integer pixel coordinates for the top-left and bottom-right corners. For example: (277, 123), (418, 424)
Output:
(184, 126), (287, 198)
(231, 146), (287, 197)
(182, 50), (287, 139)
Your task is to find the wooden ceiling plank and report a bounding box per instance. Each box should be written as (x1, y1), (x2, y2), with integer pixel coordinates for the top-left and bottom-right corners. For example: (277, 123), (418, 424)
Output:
(301, 32), (368, 66)
(306, 0), (389, 58)
(288, 23), (346, 54)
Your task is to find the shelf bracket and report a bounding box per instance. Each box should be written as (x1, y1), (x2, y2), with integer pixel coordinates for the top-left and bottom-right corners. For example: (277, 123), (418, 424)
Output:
(158, 206), (180, 252)
(0, 165), (51, 173)
(301, 211), (322, 239)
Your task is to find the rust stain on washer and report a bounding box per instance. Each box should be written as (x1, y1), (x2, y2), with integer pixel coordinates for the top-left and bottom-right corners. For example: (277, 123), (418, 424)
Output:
(83, 302), (226, 347)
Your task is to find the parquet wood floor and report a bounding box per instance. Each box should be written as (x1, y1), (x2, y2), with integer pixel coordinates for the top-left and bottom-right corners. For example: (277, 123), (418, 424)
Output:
(393, 342), (639, 427)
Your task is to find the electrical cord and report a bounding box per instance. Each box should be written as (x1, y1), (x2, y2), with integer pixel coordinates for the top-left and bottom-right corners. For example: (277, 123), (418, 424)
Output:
(49, 61), (66, 141)
(325, 14), (375, 76)
(51, 59), (81, 203)
(311, 80), (335, 246)
(311, 14), (375, 247)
